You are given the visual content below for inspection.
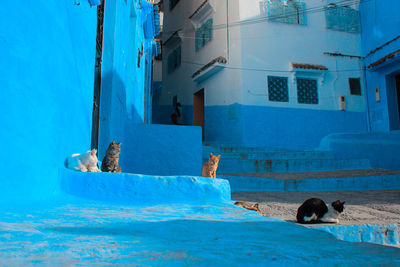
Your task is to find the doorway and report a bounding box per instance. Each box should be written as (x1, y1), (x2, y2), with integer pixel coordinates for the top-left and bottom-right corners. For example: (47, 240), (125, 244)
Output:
(396, 74), (400, 124)
(193, 89), (205, 141)
(91, 0), (105, 150)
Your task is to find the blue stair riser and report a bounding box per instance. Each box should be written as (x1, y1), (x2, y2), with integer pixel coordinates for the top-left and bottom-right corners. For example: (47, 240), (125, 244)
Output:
(217, 158), (371, 173)
(203, 145), (289, 154)
(220, 174), (400, 192)
(203, 151), (334, 161)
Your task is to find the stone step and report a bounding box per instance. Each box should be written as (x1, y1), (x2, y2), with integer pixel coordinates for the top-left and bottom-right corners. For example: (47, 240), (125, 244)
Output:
(216, 158), (371, 173)
(203, 150), (334, 161)
(203, 144), (291, 154)
(219, 169), (400, 192)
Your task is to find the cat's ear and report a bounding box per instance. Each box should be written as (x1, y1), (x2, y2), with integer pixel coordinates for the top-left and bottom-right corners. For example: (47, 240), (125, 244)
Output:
(210, 153), (213, 157)
(333, 200), (340, 206)
(111, 141), (115, 144)
(341, 201), (345, 205)
(91, 149), (97, 156)
(217, 155), (221, 159)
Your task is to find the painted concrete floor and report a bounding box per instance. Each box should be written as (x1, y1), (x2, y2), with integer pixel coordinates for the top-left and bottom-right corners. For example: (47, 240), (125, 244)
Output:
(1, 195), (400, 266)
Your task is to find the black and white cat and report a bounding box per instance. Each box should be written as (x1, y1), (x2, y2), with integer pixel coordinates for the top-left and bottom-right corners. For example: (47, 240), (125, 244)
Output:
(296, 198), (345, 224)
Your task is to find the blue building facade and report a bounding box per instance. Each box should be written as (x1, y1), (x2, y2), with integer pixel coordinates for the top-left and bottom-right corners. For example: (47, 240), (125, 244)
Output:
(360, 0), (400, 132)
(0, 0), (159, 201)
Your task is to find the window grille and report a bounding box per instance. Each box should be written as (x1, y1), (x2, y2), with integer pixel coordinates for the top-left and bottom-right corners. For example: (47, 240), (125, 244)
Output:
(325, 5), (360, 33)
(195, 19), (213, 51)
(268, 76), (289, 102)
(168, 46), (181, 73)
(265, 0), (306, 25)
(349, 78), (361, 95)
(297, 78), (318, 104)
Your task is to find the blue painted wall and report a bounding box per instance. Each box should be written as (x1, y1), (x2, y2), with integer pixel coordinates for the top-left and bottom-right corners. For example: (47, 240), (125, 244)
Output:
(360, 0), (400, 132)
(121, 124), (202, 176)
(99, 0), (157, 159)
(205, 105), (366, 150)
(0, 1), (97, 201)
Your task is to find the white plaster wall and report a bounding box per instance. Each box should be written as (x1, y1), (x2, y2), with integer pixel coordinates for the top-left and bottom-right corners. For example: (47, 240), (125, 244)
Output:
(238, 0), (365, 112)
(161, 0), (365, 112)
(161, 0), (243, 107)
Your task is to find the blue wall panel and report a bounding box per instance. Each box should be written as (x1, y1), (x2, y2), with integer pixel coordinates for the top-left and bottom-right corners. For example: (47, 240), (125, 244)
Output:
(204, 105), (367, 150)
(0, 1), (97, 201)
(121, 124), (202, 176)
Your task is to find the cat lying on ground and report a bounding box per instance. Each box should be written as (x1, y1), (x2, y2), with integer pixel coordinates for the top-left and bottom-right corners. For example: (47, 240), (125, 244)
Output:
(66, 149), (101, 172)
(296, 198), (345, 224)
(201, 153), (220, 178)
(234, 201), (263, 215)
(101, 141), (121, 173)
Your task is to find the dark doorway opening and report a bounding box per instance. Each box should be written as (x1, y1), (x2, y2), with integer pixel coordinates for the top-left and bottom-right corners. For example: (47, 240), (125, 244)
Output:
(193, 89), (205, 141)
(91, 0), (105, 150)
(396, 74), (400, 123)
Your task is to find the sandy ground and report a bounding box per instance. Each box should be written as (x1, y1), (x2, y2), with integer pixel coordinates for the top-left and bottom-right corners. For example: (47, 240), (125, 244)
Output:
(232, 189), (400, 226)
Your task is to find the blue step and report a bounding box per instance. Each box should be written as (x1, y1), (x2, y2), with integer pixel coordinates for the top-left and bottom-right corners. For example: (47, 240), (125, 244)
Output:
(217, 158), (371, 173)
(203, 144), (291, 154)
(203, 150), (334, 161)
(219, 171), (400, 192)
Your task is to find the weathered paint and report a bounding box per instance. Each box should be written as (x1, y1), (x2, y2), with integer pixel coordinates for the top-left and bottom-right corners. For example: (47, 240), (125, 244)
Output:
(0, 196), (399, 265)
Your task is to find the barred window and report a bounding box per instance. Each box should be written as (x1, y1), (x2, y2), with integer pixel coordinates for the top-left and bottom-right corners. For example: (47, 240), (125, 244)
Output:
(268, 76), (289, 102)
(325, 4), (360, 33)
(168, 45), (181, 73)
(263, 0), (306, 25)
(195, 19), (213, 51)
(297, 78), (318, 104)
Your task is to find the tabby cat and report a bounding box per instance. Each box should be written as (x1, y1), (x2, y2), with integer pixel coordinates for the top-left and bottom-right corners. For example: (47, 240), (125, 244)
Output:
(101, 141), (122, 173)
(201, 153), (220, 178)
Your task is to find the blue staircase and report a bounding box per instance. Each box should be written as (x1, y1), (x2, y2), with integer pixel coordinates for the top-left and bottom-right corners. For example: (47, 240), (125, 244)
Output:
(203, 144), (400, 192)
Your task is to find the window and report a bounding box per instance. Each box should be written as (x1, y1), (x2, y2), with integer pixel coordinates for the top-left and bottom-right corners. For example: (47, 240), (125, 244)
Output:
(325, 4), (360, 33)
(168, 45), (181, 73)
(297, 78), (318, 104)
(195, 19), (213, 51)
(265, 0), (306, 25)
(169, 0), (179, 11)
(349, 78), (361, 95)
(268, 76), (289, 102)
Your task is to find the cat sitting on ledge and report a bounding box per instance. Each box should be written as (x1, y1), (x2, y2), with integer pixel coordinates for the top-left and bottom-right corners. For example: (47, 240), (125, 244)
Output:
(201, 153), (220, 178)
(101, 141), (122, 173)
(66, 149), (101, 172)
(296, 198), (345, 224)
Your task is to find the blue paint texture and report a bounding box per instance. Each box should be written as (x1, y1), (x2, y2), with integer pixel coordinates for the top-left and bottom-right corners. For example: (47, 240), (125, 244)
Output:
(121, 124), (202, 176)
(0, 0), (97, 201)
(320, 131), (400, 170)
(222, 173), (400, 193)
(61, 169), (230, 204)
(205, 105), (367, 150)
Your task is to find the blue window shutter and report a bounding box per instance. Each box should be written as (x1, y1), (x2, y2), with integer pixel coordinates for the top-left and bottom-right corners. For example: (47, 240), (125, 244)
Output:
(298, 2), (306, 25)
(195, 29), (199, 51)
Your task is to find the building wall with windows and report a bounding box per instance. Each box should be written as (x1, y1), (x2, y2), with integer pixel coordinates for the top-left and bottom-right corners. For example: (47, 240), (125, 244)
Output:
(157, 0), (368, 149)
(360, 0), (400, 132)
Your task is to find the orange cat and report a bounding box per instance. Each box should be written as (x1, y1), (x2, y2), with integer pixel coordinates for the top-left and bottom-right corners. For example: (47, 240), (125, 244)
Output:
(201, 153), (221, 178)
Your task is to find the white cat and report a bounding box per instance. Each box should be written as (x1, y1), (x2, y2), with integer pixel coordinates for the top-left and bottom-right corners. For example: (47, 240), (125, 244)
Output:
(66, 149), (101, 172)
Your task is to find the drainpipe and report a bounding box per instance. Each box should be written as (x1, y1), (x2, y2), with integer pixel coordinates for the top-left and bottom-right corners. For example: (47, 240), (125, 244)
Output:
(361, 60), (372, 132)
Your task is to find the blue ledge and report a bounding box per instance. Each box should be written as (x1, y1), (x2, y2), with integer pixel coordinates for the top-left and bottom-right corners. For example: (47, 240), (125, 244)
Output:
(60, 169), (231, 205)
(314, 224), (400, 247)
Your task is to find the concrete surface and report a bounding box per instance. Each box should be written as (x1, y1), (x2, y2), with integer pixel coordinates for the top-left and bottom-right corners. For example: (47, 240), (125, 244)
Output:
(232, 189), (400, 246)
(232, 190), (400, 226)
(1, 195), (400, 266)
